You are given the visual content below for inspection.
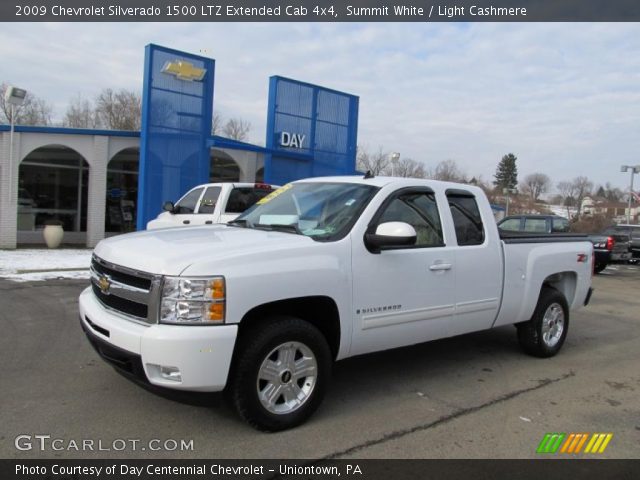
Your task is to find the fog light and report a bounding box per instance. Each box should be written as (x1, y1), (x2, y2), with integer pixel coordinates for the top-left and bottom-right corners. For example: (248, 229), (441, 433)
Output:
(160, 366), (182, 382)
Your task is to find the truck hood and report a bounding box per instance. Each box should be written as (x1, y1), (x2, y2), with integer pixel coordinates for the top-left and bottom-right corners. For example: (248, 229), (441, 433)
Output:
(94, 225), (314, 276)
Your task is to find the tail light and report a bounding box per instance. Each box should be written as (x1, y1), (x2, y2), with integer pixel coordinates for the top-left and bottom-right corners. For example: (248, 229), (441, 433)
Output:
(606, 236), (615, 251)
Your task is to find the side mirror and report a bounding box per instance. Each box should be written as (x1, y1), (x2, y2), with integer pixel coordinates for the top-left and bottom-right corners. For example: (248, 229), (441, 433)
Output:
(365, 222), (417, 253)
(162, 201), (175, 213)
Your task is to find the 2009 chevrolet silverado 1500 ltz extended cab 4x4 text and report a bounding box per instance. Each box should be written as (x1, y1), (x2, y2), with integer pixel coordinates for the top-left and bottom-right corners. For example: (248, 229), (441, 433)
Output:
(80, 176), (594, 431)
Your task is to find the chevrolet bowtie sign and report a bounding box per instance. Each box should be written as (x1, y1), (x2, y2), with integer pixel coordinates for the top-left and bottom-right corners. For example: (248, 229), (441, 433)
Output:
(97, 274), (111, 295)
(161, 60), (206, 82)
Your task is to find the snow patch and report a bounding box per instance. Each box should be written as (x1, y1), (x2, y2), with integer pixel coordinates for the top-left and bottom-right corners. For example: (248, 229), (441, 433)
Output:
(0, 249), (92, 282)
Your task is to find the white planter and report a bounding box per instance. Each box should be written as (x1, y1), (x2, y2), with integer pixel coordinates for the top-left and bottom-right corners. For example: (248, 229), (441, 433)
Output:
(43, 225), (64, 249)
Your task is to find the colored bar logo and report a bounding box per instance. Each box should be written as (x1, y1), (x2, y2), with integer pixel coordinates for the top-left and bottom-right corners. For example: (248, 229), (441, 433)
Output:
(537, 433), (613, 454)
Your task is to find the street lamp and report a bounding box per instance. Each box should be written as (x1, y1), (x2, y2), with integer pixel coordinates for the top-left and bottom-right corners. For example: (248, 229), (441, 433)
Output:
(390, 152), (400, 176)
(620, 165), (640, 224)
(4, 86), (27, 201)
(503, 187), (517, 216)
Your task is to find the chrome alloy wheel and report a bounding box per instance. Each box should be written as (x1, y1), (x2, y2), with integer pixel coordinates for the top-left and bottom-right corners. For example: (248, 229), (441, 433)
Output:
(257, 341), (318, 415)
(541, 302), (565, 347)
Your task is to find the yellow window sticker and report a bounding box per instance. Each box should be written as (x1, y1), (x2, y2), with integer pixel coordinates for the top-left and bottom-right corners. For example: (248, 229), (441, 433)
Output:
(256, 183), (293, 205)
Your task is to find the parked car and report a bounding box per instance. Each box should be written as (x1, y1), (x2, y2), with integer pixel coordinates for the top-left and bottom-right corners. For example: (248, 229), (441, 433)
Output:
(497, 214), (616, 273)
(81, 176), (593, 431)
(601, 224), (639, 262)
(147, 182), (277, 229)
(497, 214), (570, 234)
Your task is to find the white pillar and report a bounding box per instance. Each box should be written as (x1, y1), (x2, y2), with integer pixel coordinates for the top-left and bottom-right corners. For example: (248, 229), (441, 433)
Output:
(86, 136), (108, 248)
(0, 131), (20, 249)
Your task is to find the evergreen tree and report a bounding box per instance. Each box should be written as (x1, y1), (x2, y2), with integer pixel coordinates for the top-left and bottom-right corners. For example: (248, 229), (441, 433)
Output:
(493, 153), (518, 190)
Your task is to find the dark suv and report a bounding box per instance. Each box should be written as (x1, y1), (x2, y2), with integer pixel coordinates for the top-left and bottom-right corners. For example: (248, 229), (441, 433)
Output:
(602, 224), (640, 261)
(497, 215), (570, 234)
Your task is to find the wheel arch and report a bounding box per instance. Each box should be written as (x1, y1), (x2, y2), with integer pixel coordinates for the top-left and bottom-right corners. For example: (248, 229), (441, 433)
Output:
(542, 271), (576, 309)
(238, 296), (341, 359)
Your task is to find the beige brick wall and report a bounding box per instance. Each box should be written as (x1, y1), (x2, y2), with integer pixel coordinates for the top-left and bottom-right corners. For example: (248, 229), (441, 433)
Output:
(0, 131), (20, 249)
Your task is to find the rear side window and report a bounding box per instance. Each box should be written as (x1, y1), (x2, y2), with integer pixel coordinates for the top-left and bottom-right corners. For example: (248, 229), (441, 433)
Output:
(552, 218), (570, 232)
(225, 187), (274, 214)
(446, 193), (485, 246)
(174, 187), (204, 214)
(524, 218), (547, 233)
(498, 218), (521, 231)
(197, 186), (222, 214)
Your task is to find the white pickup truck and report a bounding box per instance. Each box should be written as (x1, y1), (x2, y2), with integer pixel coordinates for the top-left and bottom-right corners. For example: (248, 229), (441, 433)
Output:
(79, 176), (593, 431)
(146, 182), (276, 229)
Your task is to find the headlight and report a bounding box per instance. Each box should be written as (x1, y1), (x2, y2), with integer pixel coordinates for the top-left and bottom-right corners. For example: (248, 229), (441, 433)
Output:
(160, 276), (225, 325)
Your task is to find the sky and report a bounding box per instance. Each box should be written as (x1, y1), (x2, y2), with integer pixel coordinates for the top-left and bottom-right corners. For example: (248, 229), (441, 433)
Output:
(1, 22), (639, 191)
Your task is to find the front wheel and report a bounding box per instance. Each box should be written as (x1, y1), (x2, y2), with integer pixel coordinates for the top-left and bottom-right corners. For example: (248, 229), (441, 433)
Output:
(225, 316), (332, 431)
(517, 287), (569, 358)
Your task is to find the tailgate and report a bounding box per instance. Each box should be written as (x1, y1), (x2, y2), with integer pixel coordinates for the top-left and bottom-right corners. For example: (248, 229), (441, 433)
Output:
(611, 234), (630, 253)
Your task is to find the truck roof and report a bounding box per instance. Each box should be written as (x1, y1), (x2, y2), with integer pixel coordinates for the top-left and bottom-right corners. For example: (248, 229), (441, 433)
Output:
(296, 175), (483, 193)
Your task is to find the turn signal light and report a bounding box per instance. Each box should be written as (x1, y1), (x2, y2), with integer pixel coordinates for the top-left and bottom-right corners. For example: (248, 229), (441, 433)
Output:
(208, 302), (225, 321)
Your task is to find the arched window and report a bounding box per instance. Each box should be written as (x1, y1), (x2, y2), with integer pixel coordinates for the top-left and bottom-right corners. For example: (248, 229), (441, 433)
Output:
(210, 149), (240, 182)
(18, 145), (89, 232)
(255, 166), (264, 183)
(106, 148), (139, 233)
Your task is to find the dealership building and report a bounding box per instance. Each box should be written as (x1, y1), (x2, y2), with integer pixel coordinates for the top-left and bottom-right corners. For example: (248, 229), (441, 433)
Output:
(0, 44), (359, 248)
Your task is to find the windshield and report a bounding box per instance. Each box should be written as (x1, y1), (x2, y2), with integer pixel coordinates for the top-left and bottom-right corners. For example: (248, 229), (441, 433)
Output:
(232, 182), (379, 241)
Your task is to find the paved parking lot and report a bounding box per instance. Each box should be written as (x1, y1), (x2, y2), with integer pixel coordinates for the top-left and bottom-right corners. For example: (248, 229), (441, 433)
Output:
(1, 264), (639, 459)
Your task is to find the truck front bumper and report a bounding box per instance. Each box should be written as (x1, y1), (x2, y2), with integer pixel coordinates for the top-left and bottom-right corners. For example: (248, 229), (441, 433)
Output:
(79, 287), (237, 392)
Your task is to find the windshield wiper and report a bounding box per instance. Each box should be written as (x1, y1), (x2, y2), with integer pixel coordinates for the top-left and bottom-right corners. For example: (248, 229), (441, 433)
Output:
(254, 223), (301, 235)
(227, 218), (253, 228)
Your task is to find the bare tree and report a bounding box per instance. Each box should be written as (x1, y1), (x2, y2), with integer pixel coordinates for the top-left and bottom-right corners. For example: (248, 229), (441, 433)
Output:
(0, 82), (52, 126)
(212, 113), (223, 136)
(428, 159), (465, 182)
(572, 176), (593, 218)
(356, 146), (390, 176)
(222, 118), (251, 141)
(557, 181), (577, 219)
(63, 94), (96, 128)
(94, 88), (141, 130)
(394, 158), (426, 178)
(520, 173), (551, 201)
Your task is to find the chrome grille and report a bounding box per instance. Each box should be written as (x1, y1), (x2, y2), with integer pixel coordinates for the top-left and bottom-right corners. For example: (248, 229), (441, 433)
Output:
(90, 255), (160, 324)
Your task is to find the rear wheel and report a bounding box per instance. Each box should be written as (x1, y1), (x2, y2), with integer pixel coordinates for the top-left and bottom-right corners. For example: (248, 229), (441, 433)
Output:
(517, 287), (569, 358)
(225, 316), (332, 431)
(594, 262), (607, 274)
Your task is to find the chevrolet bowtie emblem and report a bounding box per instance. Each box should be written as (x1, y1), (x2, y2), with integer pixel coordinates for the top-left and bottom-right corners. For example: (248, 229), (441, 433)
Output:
(161, 60), (206, 82)
(98, 275), (111, 295)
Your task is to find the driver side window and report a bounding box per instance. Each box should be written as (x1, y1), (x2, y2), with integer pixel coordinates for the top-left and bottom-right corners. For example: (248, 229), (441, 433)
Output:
(174, 187), (204, 214)
(377, 191), (444, 248)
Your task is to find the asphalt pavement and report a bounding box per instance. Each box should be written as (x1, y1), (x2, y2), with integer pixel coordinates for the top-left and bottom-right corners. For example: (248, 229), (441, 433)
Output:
(1, 264), (638, 459)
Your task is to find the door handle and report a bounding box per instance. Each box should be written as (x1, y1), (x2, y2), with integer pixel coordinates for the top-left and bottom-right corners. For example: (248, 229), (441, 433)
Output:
(183, 220), (190, 225)
(429, 263), (452, 271)
(205, 221), (213, 224)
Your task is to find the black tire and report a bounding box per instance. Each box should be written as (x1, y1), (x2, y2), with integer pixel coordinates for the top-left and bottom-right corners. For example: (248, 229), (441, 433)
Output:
(225, 316), (332, 432)
(594, 262), (607, 274)
(517, 287), (569, 358)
